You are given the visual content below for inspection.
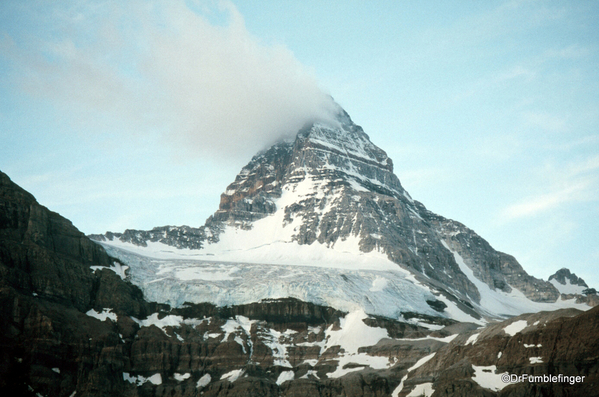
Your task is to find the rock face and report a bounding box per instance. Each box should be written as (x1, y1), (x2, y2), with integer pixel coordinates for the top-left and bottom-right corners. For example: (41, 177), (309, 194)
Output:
(397, 306), (599, 397)
(0, 171), (450, 396)
(549, 268), (588, 289)
(92, 104), (566, 322)
(1, 171), (597, 397)
(547, 268), (599, 307)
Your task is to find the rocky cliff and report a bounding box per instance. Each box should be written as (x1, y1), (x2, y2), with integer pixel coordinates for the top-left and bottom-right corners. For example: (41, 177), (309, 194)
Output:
(91, 105), (583, 323)
(1, 171), (597, 397)
(394, 306), (599, 396)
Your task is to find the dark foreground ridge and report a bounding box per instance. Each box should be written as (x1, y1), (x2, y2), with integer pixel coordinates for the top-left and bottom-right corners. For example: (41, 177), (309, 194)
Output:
(2, 171), (599, 396)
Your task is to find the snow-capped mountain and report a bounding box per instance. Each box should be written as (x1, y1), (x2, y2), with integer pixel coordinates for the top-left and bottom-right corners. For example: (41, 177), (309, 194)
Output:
(2, 167), (597, 397)
(91, 104), (592, 322)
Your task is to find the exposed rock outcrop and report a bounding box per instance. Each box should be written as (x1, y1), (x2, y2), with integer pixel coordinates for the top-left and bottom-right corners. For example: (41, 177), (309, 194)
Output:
(396, 306), (599, 396)
(549, 268), (588, 288)
(91, 105), (566, 322)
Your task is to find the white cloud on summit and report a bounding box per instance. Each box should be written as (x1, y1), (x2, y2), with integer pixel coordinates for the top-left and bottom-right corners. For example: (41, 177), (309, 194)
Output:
(2, 0), (336, 158)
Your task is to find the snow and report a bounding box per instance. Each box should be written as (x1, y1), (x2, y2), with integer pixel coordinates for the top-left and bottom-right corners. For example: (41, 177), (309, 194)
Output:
(497, 352), (502, 359)
(524, 343), (542, 348)
(407, 382), (435, 396)
(369, 276), (388, 292)
(529, 356), (543, 364)
(98, 173), (401, 273)
(51, 368), (60, 373)
(123, 373), (162, 385)
(434, 294), (484, 325)
(260, 327), (292, 367)
(93, 155), (590, 328)
(392, 351), (437, 395)
(130, 313), (208, 337)
(276, 370), (295, 385)
(100, 243), (442, 321)
(441, 241), (589, 319)
(408, 352), (436, 372)
(465, 333), (480, 345)
(221, 369), (244, 382)
(392, 375), (408, 397)
(503, 320), (528, 336)
(426, 334), (458, 343)
(305, 310), (395, 378)
(86, 308), (117, 322)
(172, 265), (241, 281)
(197, 373), (211, 388)
(300, 370), (319, 379)
(90, 261), (128, 280)
(220, 316), (254, 356)
(326, 310), (388, 354)
(132, 313), (183, 333)
(174, 373), (190, 381)
(549, 278), (586, 295)
(472, 365), (508, 391)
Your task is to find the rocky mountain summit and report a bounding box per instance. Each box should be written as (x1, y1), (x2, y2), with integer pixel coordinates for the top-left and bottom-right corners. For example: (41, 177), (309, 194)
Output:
(91, 104), (591, 322)
(548, 268), (599, 306)
(549, 268), (588, 291)
(1, 170), (597, 396)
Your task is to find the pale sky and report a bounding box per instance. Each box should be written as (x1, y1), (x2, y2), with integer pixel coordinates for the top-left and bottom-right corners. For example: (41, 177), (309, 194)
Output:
(1, 1), (598, 288)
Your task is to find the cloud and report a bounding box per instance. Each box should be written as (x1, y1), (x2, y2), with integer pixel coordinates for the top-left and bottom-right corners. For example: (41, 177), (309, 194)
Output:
(501, 181), (590, 220)
(500, 156), (599, 221)
(1, 0), (336, 158)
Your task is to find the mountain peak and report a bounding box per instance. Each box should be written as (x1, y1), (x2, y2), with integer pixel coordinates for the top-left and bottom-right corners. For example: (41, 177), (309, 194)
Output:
(90, 104), (592, 322)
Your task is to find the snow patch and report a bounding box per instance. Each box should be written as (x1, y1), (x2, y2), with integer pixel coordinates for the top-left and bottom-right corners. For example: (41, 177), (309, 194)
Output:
(441, 241), (590, 319)
(465, 333), (480, 345)
(132, 313), (183, 333)
(524, 343), (542, 348)
(503, 320), (528, 336)
(221, 369), (244, 382)
(276, 370), (295, 385)
(197, 373), (211, 388)
(549, 278), (586, 295)
(174, 373), (190, 381)
(472, 365), (507, 391)
(86, 308), (117, 322)
(123, 373), (162, 385)
(529, 356), (543, 364)
(407, 382), (434, 396)
(90, 261), (128, 280)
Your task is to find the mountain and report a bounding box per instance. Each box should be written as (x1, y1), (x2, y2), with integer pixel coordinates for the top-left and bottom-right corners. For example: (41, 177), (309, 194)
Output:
(91, 104), (592, 323)
(1, 169), (598, 396)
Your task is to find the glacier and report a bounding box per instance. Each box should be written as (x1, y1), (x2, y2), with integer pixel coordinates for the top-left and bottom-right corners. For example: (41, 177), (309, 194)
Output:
(99, 243), (451, 324)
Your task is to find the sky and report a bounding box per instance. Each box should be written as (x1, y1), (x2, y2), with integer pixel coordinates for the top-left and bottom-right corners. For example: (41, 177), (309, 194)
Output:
(1, 0), (598, 288)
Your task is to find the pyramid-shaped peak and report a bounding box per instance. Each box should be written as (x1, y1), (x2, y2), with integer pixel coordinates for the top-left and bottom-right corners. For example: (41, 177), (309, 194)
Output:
(92, 104), (570, 322)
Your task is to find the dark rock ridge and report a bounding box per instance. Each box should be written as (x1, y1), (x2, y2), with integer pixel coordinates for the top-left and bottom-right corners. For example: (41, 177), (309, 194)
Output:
(549, 268), (588, 288)
(1, 171), (597, 397)
(396, 306), (599, 397)
(547, 267), (599, 306)
(92, 105), (565, 319)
